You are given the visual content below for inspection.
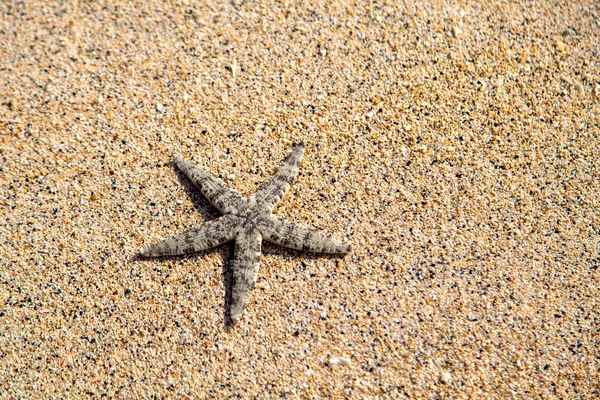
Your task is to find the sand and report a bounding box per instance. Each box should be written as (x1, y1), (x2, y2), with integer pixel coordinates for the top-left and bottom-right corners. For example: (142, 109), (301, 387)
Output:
(1, 0), (599, 398)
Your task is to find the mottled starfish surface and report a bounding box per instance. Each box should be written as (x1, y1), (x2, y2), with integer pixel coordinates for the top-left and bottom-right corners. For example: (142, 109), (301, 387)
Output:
(140, 142), (351, 323)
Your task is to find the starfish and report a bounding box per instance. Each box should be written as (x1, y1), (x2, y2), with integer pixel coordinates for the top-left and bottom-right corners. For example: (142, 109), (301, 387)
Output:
(139, 142), (351, 324)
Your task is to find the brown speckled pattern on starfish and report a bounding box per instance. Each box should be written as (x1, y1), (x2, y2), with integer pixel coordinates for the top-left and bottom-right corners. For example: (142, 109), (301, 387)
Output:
(139, 142), (351, 324)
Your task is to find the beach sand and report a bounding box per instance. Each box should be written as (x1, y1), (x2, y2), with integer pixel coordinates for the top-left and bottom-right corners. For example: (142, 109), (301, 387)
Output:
(1, 0), (599, 397)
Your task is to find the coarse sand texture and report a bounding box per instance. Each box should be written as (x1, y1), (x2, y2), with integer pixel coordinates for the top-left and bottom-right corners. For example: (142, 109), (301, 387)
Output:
(1, 0), (599, 398)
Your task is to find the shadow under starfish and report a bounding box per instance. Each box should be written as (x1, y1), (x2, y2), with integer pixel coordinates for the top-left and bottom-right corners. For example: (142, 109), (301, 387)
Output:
(138, 142), (351, 325)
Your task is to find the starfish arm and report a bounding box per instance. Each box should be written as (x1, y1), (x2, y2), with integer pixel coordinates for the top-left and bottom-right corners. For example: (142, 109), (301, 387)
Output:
(258, 215), (351, 254)
(139, 214), (241, 257)
(249, 142), (305, 211)
(174, 156), (247, 214)
(230, 228), (262, 323)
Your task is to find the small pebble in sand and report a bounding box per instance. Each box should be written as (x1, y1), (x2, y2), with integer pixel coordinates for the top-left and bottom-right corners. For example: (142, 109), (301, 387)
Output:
(554, 40), (567, 52)
(440, 371), (452, 384)
(451, 26), (462, 38)
(330, 357), (351, 367)
(560, 75), (572, 85)
(9, 98), (20, 111)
